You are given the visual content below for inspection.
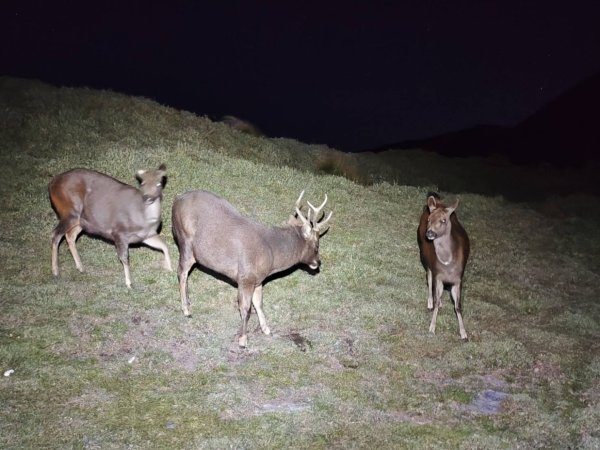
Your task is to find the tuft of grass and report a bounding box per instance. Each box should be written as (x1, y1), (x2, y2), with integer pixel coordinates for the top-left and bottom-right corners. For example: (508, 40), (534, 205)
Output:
(1, 76), (599, 448)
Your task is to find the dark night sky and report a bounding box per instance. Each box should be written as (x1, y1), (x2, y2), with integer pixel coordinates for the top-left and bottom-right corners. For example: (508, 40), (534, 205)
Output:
(2, 1), (600, 152)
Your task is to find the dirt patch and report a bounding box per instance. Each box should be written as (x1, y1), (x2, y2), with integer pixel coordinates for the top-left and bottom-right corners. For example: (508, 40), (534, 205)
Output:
(282, 331), (313, 352)
(224, 341), (260, 365)
(59, 311), (202, 372)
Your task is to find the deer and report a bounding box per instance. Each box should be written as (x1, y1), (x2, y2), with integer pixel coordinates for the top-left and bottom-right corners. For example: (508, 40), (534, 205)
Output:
(171, 190), (332, 347)
(48, 164), (172, 288)
(417, 193), (470, 340)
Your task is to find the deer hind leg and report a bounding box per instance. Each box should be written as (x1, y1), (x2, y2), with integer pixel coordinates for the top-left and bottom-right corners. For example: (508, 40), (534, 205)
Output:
(429, 277), (444, 335)
(251, 285), (270, 335)
(426, 268), (434, 310)
(51, 217), (80, 276)
(237, 283), (254, 347)
(177, 243), (195, 317)
(51, 226), (64, 277)
(65, 224), (83, 272)
(142, 235), (173, 271)
(114, 238), (132, 289)
(451, 283), (468, 341)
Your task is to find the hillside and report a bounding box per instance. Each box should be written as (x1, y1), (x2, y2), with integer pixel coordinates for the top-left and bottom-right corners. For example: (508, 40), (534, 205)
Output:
(1, 77), (599, 448)
(374, 72), (600, 167)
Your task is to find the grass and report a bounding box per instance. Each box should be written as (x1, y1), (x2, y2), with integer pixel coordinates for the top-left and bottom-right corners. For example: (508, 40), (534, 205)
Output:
(1, 76), (600, 448)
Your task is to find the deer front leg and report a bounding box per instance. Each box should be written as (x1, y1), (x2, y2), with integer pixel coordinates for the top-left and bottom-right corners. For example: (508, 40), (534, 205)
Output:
(429, 277), (444, 334)
(237, 283), (254, 347)
(451, 283), (468, 341)
(114, 238), (132, 289)
(251, 285), (270, 335)
(426, 268), (433, 310)
(142, 235), (173, 271)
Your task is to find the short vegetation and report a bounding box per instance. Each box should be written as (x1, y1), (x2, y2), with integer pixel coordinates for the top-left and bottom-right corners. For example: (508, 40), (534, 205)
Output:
(1, 76), (599, 448)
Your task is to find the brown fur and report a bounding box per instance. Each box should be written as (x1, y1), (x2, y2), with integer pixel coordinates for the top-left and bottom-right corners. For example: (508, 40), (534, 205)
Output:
(49, 164), (172, 288)
(417, 193), (470, 340)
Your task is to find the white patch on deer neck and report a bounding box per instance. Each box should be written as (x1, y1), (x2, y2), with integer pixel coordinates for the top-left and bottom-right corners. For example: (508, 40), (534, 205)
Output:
(433, 237), (453, 266)
(144, 198), (161, 227)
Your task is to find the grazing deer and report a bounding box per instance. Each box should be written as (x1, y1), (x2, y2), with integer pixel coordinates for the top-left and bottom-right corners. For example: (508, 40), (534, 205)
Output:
(417, 193), (470, 340)
(49, 164), (172, 288)
(172, 190), (332, 347)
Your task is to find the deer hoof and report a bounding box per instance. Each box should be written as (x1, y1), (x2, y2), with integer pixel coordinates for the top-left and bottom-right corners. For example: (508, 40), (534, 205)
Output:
(262, 326), (271, 336)
(238, 335), (248, 348)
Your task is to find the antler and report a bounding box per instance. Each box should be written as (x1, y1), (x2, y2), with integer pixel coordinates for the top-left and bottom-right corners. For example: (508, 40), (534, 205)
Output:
(294, 190), (310, 226)
(314, 201), (333, 232)
(299, 192), (332, 233)
(307, 195), (327, 221)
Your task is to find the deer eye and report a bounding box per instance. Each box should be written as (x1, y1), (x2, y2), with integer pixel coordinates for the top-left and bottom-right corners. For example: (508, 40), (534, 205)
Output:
(441, 219), (447, 224)
(156, 182), (162, 187)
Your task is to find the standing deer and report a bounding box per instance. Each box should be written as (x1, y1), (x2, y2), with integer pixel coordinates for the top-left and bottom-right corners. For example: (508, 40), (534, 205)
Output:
(172, 190), (332, 347)
(49, 164), (172, 288)
(417, 193), (470, 340)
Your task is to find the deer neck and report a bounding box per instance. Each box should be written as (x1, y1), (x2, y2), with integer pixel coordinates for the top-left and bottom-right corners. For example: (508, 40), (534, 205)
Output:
(433, 233), (454, 266)
(269, 226), (304, 274)
(144, 198), (162, 228)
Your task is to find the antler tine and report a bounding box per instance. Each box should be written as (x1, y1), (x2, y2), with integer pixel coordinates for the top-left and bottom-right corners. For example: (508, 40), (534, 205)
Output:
(295, 190), (305, 209)
(314, 210), (333, 233)
(294, 190), (310, 226)
(307, 194), (328, 221)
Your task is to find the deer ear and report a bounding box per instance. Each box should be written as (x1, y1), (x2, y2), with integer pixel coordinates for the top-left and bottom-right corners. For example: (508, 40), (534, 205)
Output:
(136, 170), (146, 182)
(447, 198), (459, 215)
(288, 214), (301, 226)
(427, 196), (438, 212)
(301, 223), (313, 239)
(158, 163), (166, 171)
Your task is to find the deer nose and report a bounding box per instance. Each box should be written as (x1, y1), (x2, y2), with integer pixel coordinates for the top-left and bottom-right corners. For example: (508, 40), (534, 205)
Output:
(426, 230), (437, 240)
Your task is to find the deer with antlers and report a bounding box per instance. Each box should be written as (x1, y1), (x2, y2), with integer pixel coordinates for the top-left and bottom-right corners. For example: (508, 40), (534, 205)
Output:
(172, 190), (332, 347)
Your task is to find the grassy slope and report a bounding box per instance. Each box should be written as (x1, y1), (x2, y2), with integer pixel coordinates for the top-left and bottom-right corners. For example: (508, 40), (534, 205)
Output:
(1, 76), (599, 449)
